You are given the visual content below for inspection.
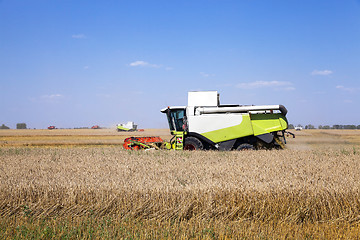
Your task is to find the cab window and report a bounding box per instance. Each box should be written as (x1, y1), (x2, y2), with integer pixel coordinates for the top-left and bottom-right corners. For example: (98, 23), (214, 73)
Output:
(167, 109), (185, 131)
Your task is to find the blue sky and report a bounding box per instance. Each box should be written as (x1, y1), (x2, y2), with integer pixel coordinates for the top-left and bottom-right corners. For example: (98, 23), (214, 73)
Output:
(1, 0), (359, 129)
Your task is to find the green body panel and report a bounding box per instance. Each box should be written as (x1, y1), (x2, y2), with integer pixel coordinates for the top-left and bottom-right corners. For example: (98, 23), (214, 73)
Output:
(251, 113), (288, 136)
(201, 114), (254, 143)
(195, 114), (288, 143)
(117, 126), (130, 131)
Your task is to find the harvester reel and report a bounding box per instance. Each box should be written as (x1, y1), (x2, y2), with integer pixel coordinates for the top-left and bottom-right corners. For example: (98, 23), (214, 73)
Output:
(123, 137), (165, 150)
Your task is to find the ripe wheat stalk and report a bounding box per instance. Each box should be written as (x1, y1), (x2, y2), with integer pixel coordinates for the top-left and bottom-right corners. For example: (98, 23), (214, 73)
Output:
(1, 147), (360, 224)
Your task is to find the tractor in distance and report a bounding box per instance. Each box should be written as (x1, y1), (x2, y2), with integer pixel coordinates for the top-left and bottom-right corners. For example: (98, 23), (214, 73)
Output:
(161, 91), (291, 150)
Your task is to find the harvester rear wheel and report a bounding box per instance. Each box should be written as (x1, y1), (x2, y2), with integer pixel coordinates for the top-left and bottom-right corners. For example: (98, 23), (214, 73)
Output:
(236, 143), (254, 151)
(184, 137), (203, 150)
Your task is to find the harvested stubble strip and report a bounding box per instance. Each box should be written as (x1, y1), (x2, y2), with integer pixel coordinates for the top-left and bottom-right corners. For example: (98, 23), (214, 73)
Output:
(1, 187), (360, 224)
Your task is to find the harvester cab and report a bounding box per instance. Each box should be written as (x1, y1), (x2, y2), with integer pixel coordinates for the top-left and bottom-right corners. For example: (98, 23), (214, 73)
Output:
(164, 107), (186, 132)
(161, 91), (292, 150)
(162, 107), (187, 150)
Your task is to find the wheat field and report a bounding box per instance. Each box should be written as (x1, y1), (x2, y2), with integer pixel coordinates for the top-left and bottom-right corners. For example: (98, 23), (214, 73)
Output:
(1, 129), (360, 239)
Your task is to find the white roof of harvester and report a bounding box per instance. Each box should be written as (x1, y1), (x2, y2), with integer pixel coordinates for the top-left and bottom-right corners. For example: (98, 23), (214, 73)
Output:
(160, 91), (287, 115)
(195, 105), (287, 115)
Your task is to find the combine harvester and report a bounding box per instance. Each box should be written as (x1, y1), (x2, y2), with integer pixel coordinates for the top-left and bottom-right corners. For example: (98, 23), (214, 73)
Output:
(117, 121), (137, 132)
(123, 91), (293, 150)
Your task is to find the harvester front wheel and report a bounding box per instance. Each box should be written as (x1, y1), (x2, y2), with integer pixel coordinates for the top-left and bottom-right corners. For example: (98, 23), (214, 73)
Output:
(236, 143), (254, 151)
(184, 137), (203, 150)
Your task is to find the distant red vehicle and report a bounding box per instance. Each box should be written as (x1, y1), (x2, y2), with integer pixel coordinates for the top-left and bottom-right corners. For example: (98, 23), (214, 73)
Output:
(48, 126), (56, 130)
(91, 125), (100, 129)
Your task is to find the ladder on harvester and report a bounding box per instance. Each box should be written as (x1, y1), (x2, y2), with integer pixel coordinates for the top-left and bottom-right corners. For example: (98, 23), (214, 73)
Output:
(174, 132), (184, 150)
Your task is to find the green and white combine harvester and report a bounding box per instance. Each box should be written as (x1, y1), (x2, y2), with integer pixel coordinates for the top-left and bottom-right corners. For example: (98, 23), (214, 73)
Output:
(123, 91), (293, 150)
(117, 121), (137, 132)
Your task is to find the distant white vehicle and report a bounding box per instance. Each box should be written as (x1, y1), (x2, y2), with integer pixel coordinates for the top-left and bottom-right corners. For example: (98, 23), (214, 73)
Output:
(295, 126), (303, 131)
(117, 122), (137, 132)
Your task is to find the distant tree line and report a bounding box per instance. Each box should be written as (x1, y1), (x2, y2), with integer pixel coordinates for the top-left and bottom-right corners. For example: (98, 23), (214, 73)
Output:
(0, 123), (27, 129)
(0, 124), (10, 129)
(16, 123), (27, 129)
(318, 124), (360, 129)
(288, 124), (360, 130)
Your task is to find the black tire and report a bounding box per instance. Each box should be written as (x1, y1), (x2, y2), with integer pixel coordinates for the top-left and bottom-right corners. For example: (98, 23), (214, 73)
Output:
(184, 137), (203, 150)
(236, 143), (255, 151)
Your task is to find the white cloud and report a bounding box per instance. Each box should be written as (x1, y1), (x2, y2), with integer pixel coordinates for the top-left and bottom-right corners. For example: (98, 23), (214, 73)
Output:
(129, 60), (161, 68)
(128, 60), (174, 70)
(336, 85), (357, 92)
(129, 61), (148, 67)
(236, 81), (293, 89)
(72, 34), (86, 39)
(311, 70), (333, 76)
(41, 94), (63, 99)
(84, 66), (89, 69)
